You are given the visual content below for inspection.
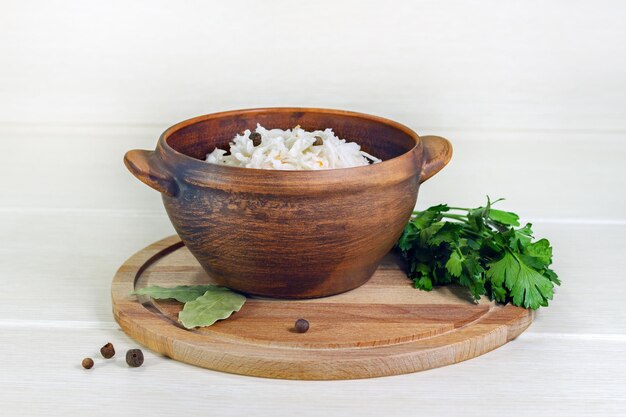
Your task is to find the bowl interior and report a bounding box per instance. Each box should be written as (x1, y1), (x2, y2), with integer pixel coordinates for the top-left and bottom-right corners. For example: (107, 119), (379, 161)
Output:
(164, 109), (418, 162)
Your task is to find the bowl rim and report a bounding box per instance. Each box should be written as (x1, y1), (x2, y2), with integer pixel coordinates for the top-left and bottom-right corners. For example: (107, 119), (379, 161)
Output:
(157, 107), (422, 175)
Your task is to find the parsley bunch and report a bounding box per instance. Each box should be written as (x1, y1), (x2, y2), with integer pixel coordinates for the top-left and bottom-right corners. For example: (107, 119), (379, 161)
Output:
(397, 198), (560, 309)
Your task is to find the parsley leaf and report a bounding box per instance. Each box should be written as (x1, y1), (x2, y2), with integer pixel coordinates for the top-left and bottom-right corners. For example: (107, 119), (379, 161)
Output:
(489, 209), (520, 226)
(445, 250), (464, 277)
(396, 197), (560, 310)
(486, 251), (554, 309)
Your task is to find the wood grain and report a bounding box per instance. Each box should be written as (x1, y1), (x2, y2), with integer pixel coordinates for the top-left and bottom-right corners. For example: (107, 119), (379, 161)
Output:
(3, 125), (624, 221)
(3, 206), (624, 335)
(112, 236), (532, 380)
(2, 1), (626, 132)
(2, 327), (625, 417)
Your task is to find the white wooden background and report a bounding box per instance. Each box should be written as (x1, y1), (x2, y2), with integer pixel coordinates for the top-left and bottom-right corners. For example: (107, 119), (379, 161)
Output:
(1, 1), (625, 416)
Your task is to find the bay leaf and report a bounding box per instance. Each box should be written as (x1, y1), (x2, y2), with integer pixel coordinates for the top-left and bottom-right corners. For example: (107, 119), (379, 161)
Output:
(133, 285), (218, 303)
(178, 287), (246, 328)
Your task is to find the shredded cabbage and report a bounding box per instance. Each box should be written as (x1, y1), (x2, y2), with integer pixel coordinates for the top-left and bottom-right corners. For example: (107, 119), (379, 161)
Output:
(205, 124), (380, 170)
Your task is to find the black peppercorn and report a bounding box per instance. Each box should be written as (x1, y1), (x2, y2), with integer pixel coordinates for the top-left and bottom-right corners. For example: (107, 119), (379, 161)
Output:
(100, 342), (115, 359)
(249, 132), (262, 146)
(294, 318), (309, 333)
(82, 357), (94, 369)
(126, 349), (144, 367)
(313, 136), (323, 146)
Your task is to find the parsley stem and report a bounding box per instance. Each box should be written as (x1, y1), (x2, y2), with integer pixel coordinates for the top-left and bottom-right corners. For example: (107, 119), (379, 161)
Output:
(461, 229), (490, 239)
(487, 219), (508, 233)
(440, 213), (469, 222)
(410, 211), (470, 222)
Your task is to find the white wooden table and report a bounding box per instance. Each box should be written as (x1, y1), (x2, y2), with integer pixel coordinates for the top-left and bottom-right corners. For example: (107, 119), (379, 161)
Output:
(2, 1), (626, 415)
(1, 125), (624, 416)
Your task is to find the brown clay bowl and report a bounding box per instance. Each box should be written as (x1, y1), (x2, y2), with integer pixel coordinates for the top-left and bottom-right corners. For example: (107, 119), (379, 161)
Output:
(124, 108), (452, 298)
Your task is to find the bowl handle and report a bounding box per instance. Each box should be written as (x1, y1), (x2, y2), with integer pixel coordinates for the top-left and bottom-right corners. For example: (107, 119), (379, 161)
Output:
(419, 135), (453, 184)
(124, 150), (179, 197)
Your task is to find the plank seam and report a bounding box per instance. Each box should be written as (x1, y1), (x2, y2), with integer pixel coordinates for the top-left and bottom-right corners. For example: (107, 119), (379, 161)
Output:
(2, 122), (626, 135)
(1, 207), (625, 225)
(1, 320), (625, 343)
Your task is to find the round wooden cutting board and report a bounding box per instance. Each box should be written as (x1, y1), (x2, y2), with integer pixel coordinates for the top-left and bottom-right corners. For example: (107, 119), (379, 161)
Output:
(112, 236), (533, 380)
